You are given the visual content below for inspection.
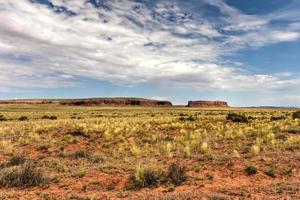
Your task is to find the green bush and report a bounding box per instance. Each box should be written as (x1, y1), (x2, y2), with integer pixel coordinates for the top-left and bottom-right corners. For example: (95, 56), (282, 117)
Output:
(292, 111), (300, 119)
(245, 165), (257, 175)
(226, 113), (248, 123)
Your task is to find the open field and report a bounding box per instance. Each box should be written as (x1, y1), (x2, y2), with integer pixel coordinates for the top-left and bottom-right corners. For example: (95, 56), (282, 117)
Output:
(0, 105), (299, 200)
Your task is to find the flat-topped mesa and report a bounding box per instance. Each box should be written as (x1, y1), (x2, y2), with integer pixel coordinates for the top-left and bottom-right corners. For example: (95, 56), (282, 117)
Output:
(59, 98), (173, 106)
(187, 100), (229, 107)
(0, 98), (172, 106)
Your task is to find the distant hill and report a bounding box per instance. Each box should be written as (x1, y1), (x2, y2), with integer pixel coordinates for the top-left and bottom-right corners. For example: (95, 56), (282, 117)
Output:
(0, 97), (172, 107)
(246, 106), (299, 110)
(187, 100), (229, 108)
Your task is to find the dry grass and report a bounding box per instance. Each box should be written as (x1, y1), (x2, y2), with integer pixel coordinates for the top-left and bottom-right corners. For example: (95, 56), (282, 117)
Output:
(0, 105), (299, 199)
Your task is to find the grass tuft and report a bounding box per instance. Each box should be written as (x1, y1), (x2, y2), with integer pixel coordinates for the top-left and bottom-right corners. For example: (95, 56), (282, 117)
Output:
(131, 165), (161, 188)
(166, 163), (187, 186)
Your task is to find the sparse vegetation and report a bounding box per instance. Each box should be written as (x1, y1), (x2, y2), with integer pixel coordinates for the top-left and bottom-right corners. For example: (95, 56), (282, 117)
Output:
(6, 155), (26, 167)
(66, 128), (88, 137)
(130, 163), (187, 189)
(166, 163), (187, 186)
(0, 105), (299, 199)
(179, 115), (196, 121)
(42, 115), (57, 120)
(69, 150), (91, 159)
(131, 165), (161, 188)
(245, 165), (257, 175)
(226, 113), (248, 123)
(0, 162), (46, 188)
(271, 116), (285, 121)
(292, 111), (300, 119)
(18, 116), (28, 121)
(265, 169), (276, 178)
(0, 114), (7, 121)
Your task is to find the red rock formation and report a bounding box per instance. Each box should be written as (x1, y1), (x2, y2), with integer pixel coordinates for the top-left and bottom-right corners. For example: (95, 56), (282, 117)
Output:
(187, 100), (229, 107)
(0, 100), (52, 104)
(59, 98), (172, 106)
(0, 98), (172, 107)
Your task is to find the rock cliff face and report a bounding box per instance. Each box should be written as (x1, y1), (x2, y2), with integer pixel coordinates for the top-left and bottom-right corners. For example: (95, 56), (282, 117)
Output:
(187, 100), (229, 107)
(0, 98), (172, 107)
(59, 98), (172, 106)
(0, 100), (52, 104)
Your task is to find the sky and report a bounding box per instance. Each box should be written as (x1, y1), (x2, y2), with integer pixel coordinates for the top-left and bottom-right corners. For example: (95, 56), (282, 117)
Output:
(0, 0), (300, 106)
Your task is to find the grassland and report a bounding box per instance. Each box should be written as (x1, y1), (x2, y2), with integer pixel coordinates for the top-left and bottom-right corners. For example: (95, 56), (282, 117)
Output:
(0, 104), (299, 200)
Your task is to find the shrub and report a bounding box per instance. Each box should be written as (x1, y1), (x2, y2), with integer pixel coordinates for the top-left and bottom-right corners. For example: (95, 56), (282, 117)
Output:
(245, 165), (257, 175)
(6, 155), (26, 167)
(131, 165), (160, 188)
(292, 111), (300, 119)
(0, 162), (45, 187)
(287, 128), (300, 134)
(271, 116), (285, 121)
(226, 113), (248, 123)
(248, 116), (255, 120)
(165, 184), (176, 192)
(18, 116), (28, 121)
(49, 116), (57, 120)
(69, 150), (91, 159)
(61, 135), (77, 145)
(0, 114), (7, 121)
(37, 145), (49, 152)
(205, 172), (214, 180)
(265, 169), (276, 178)
(89, 155), (103, 163)
(179, 115), (196, 121)
(283, 169), (292, 176)
(166, 163), (187, 186)
(42, 115), (57, 120)
(66, 129), (88, 137)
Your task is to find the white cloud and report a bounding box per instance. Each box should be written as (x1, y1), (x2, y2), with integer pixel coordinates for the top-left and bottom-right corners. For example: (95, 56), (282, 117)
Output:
(270, 31), (300, 42)
(0, 0), (299, 93)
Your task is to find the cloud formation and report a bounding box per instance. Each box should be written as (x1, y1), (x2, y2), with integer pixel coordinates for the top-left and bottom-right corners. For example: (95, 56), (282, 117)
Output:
(0, 0), (300, 92)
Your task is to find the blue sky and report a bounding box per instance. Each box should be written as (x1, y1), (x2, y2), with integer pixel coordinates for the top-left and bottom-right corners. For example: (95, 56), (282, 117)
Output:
(0, 0), (300, 106)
